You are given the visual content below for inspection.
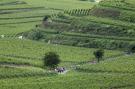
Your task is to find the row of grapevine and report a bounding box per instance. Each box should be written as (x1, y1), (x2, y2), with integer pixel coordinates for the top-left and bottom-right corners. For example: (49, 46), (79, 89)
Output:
(100, 0), (135, 11)
(64, 9), (92, 16)
(0, 66), (56, 79)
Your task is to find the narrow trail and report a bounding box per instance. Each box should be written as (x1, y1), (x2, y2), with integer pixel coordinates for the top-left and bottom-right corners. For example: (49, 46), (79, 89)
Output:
(68, 53), (133, 71)
(58, 70), (69, 75)
(86, 53), (132, 65)
(0, 62), (33, 68)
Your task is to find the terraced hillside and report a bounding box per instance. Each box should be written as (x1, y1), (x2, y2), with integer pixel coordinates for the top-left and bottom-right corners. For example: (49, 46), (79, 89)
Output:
(0, 0), (135, 89)
(24, 0), (135, 50)
(0, 0), (95, 36)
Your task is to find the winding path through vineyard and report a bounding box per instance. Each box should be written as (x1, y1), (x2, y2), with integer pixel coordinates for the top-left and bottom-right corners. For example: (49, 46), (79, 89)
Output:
(0, 52), (133, 75)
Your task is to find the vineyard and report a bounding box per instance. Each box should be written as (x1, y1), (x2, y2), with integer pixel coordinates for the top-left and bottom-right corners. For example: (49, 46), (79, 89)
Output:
(25, 0), (135, 50)
(0, 0), (135, 89)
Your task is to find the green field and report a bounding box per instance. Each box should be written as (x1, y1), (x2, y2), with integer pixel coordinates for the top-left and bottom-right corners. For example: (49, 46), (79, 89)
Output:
(0, 0), (95, 36)
(0, 0), (135, 89)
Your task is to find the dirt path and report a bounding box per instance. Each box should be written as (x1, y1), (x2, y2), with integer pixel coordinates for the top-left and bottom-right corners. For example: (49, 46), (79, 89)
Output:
(68, 53), (133, 70)
(0, 62), (33, 68)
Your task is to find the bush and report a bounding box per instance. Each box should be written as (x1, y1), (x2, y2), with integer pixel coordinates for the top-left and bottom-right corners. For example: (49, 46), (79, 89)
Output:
(27, 30), (43, 40)
(43, 52), (61, 69)
(129, 45), (135, 53)
(94, 49), (104, 63)
(43, 15), (51, 21)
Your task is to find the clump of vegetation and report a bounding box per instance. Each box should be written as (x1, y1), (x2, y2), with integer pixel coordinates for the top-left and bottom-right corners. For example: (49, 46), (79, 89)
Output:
(129, 45), (135, 53)
(94, 49), (104, 63)
(24, 29), (43, 40)
(43, 52), (61, 69)
(43, 15), (51, 22)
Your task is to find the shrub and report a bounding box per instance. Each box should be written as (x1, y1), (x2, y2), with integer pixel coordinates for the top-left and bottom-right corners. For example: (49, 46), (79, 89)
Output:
(27, 30), (43, 40)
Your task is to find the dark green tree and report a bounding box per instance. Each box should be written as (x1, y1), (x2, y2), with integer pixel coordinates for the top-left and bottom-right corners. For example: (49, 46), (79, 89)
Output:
(94, 49), (104, 63)
(43, 52), (61, 69)
(130, 45), (135, 53)
(43, 15), (50, 21)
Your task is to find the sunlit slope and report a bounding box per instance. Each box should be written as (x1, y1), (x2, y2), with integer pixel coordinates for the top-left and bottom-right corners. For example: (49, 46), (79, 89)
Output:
(0, 0), (95, 36)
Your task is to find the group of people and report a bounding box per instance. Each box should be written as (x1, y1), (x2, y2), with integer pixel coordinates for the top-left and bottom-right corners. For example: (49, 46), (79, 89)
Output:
(55, 67), (66, 73)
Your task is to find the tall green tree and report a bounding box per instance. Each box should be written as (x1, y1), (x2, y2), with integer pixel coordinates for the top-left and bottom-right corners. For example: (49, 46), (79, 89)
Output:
(94, 49), (104, 63)
(130, 45), (135, 53)
(43, 52), (61, 69)
(43, 15), (50, 21)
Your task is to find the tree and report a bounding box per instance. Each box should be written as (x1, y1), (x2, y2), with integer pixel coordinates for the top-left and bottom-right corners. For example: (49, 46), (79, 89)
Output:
(94, 49), (104, 63)
(130, 45), (135, 53)
(43, 15), (52, 26)
(43, 15), (50, 22)
(43, 52), (61, 69)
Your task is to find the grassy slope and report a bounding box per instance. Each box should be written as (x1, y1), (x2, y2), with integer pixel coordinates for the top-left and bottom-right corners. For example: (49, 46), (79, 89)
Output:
(35, 0), (135, 50)
(0, 0), (95, 35)
(0, 38), (121, 66)
(0, 0), (135, 89)
(1, 54), (135, 89)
